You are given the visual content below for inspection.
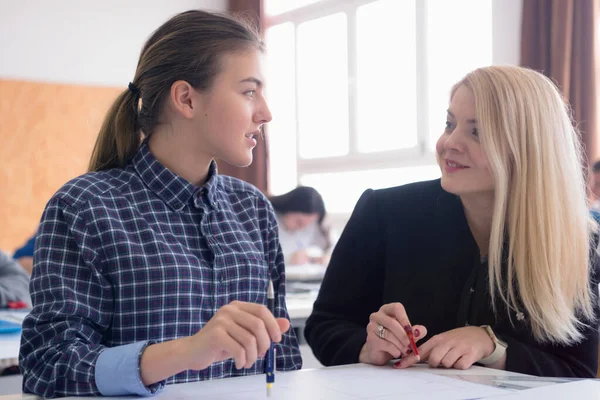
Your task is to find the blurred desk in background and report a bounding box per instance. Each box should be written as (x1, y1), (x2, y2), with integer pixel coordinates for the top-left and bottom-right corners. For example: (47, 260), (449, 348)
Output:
(0, 311), (27, 375)
(286, 263), (326, 281)
(286, 281), (320, 344)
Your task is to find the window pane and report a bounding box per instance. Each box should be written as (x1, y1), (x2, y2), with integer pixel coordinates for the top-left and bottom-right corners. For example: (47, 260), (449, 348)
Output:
(265, 0), (324, 16)
(357, 0), (417, 153)
(265, 23), (298, 195)
(300, 166), (441, 214)
(426, 0), (493, 149)
(297, 13), (349, 159)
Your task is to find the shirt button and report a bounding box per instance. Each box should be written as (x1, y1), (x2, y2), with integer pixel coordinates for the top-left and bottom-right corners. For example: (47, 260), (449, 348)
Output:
(469, 287), (475, 294)
(212, 201), (218, 208)
(465, 322), (470, 326)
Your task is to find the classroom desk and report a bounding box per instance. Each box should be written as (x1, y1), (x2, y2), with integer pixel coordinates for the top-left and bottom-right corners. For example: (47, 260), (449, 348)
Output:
(285, 283), (319, 344)
(0, 311), (27, 370)
(0, 363), (567, 400)
(286, 292), (317, 326)
(0, 333), (19, 366)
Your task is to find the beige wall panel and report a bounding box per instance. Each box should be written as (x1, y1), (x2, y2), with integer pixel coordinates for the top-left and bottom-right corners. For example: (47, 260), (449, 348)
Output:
(0, 80), (121, 251)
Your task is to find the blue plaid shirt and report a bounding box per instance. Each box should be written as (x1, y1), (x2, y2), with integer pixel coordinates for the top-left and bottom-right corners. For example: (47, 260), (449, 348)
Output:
(19, 142), (302, 397)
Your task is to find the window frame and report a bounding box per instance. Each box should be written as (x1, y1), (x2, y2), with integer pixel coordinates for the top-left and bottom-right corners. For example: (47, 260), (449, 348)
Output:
(265, 0), (436, 187)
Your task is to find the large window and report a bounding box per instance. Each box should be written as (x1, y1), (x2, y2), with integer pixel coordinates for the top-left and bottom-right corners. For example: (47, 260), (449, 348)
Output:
(265, 0), (492, 215)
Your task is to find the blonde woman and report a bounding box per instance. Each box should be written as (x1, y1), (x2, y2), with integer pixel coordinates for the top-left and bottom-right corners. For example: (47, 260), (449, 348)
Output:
(305, 66), (599, 377)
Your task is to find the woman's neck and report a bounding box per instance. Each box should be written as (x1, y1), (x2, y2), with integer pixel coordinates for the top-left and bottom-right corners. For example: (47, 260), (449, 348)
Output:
(148, 130), (211, 187)
(460, 192), (495, 257)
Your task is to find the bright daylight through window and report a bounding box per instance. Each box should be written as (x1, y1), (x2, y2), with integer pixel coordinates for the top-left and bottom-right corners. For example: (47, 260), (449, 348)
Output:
(265, 0), (492, 215)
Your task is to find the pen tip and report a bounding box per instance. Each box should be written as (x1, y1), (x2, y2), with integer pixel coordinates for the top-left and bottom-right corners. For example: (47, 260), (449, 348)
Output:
(267, 385), (272, 397)
(415, 355), (421, 362)
(267, 280), (275, 298)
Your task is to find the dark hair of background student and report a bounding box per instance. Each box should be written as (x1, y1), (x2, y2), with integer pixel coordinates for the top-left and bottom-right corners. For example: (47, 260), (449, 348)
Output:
(269, 186), (331, 250)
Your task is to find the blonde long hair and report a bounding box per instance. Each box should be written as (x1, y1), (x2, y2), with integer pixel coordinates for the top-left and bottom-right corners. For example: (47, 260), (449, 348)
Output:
(453, 66), (597, 344)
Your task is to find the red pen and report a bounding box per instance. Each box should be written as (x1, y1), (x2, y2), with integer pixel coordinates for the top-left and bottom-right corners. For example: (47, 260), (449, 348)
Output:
(7, 301), (28, 309)
(405, 325), (420, 362)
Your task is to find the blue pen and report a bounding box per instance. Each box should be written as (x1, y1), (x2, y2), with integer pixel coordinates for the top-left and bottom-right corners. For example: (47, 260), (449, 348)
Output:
(266, 279), (275, 397)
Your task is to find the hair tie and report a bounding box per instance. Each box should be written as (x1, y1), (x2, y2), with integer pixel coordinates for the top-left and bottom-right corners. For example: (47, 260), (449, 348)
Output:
(128, 82), (140, 96)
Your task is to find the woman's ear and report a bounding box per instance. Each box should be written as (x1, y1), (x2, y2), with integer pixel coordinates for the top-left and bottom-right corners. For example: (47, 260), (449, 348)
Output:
(169, 80), (197, 119)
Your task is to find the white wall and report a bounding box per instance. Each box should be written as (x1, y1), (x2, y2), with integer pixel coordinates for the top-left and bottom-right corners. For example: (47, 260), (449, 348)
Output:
(492, 0), (523, 65)
(0, 0), (521, 86)
(0, 0), (227, 87)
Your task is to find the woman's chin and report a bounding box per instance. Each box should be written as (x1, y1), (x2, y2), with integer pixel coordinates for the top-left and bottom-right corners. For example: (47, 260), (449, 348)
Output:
(440, 176), (459, 194)
(222, 153), (253, 168)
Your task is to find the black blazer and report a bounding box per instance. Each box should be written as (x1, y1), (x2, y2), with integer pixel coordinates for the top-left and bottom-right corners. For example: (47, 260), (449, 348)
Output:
(304, 179), (599, 377)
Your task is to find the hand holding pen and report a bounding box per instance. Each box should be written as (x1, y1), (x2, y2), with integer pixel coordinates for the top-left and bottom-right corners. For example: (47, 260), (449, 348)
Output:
(359, 302), (427, 368)
(168, 301), (289, 372)
(140, 298), (290, 386)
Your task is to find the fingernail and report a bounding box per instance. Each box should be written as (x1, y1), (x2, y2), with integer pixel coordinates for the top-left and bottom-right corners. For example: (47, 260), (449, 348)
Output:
(414, 328), (420, 337)
(406, 348), (413, 354)
(404, 325), (413, 333)
(394, 360), (402, 368)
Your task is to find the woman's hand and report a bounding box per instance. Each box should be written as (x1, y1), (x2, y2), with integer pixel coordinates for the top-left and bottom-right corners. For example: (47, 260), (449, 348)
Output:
(311, 253), (331, 266)
(359, 303), (427, 367)
(141, 301), (289, 385)
(182, 301), (289, 371)
(413, 326), (494, 370)
(290, 250), (310, 265)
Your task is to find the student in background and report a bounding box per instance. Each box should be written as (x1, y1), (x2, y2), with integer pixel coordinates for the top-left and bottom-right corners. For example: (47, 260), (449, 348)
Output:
(0, 250), (30, 307)
(590, 160), (600, 211)
(305, 66), (599, 378)
(12, 233), (36, 274)
(20, 10), (301, 398)
(270, 186), (331, 265)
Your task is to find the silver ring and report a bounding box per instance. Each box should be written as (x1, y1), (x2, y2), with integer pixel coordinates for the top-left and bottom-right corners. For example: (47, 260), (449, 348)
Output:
(377, 325), (386, 339)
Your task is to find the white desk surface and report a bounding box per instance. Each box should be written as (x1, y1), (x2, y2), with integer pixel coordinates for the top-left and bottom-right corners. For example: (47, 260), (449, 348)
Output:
(0, 363), (572, 400)
(9, 364), (584, 400)
(285, 293), (317, 321)
(285, 281), (320, 322)
(0, 311), (27, 365)
(0, 333), (20, 362)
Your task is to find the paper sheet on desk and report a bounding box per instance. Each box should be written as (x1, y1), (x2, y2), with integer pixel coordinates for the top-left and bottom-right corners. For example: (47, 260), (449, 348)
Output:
(0, 332), (21, 361)
(0, 311), (27, 361)
(448, 373), (574, 391)
(287, 281), (321, 295)
(0, 311), (27, 324)
(487, 379), (600, 399)
(286, 263), (326, 281)
(146, 364), (510, 400)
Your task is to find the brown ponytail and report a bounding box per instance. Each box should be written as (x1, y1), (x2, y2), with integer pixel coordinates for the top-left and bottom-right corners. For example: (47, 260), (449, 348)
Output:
(87, 10), (263, 172)
(88, 88), (141, 171)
